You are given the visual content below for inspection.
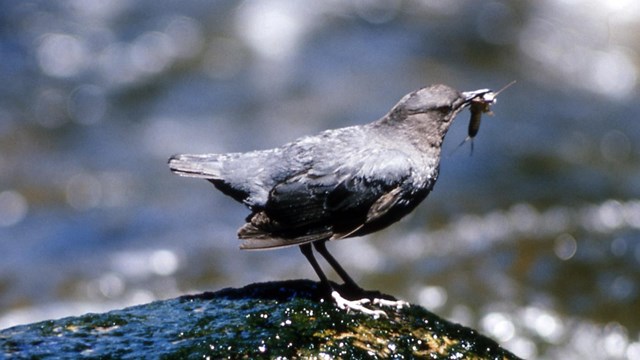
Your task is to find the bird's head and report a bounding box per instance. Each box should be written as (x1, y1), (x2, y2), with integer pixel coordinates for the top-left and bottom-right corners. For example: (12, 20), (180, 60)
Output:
(400, 84), (466, 115)
(394, 84), (502, 119)
(379, 83), (509, 152)
(385, 84), (472, 129)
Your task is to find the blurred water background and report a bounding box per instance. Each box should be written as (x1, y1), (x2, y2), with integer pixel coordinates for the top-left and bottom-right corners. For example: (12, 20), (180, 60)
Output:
(0, 1), (639, 358)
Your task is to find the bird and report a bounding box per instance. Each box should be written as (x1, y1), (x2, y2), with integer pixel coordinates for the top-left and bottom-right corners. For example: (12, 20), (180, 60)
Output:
(169, 84), (499, 313)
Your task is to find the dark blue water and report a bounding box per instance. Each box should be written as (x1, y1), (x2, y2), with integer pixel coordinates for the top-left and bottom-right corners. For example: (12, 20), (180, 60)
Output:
(1, 1), (639, 358)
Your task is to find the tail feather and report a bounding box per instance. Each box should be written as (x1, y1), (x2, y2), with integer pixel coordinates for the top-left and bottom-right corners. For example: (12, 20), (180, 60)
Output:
(168, 154), (223, 179)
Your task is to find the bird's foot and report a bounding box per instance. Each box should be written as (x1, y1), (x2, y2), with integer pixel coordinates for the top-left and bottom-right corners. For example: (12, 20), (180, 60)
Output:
(331, 291), (387, 318)
(372, 297), (410, 309)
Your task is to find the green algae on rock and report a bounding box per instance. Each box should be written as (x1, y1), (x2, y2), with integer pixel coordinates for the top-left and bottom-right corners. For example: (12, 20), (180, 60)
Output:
(0, 280), (520, 359)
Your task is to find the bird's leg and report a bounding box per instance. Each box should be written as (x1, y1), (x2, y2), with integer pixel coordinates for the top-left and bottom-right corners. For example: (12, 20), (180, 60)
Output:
(300, 243), (386, 318)
(299, 243), (331, 292)
(313, 240), (362, 291)
(313, 240), (410, 311)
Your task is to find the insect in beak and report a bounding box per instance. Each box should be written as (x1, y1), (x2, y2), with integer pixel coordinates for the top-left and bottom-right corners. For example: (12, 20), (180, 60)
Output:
(457, 80), (516, 155)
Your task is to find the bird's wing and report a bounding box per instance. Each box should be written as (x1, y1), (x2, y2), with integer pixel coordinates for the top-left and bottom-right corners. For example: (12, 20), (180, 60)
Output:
(239, 149), (416, 248)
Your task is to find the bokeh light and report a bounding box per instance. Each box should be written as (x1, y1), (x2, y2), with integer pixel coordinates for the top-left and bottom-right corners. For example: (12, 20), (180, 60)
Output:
(0, 2), (639, 359)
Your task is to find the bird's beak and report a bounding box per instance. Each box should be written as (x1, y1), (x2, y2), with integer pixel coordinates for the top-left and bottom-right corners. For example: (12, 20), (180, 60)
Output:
(462, 81), (515, 106)
(462, 89), (494, 104)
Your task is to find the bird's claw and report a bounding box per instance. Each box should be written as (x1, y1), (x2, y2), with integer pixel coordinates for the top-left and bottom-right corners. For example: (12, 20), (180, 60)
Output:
(373, 297), (410, 309)
(330, 291), (388, 318)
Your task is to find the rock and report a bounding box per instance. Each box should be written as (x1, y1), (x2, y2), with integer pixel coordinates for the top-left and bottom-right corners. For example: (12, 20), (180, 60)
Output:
(0, 280), (520, 359)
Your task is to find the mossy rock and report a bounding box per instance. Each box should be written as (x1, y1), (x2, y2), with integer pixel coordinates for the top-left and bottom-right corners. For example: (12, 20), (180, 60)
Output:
(0, 280), (519, 359)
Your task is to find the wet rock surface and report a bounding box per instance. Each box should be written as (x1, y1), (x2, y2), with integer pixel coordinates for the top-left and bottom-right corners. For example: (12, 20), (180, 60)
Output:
(0, 280), (519, 359)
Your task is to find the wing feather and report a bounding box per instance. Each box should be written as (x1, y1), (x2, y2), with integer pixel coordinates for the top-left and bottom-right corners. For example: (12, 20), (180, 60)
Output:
(239, 148), (420, 248)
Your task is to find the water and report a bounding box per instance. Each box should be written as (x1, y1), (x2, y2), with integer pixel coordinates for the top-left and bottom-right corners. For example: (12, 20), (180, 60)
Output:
(1, 1), (639, 358)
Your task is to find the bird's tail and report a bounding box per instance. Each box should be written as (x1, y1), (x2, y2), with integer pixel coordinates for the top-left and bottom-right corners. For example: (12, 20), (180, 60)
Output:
(168, 154), (224, 179)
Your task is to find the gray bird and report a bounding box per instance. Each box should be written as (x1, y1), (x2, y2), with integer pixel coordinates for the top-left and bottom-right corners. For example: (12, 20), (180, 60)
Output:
(169, 84), (497, 306)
